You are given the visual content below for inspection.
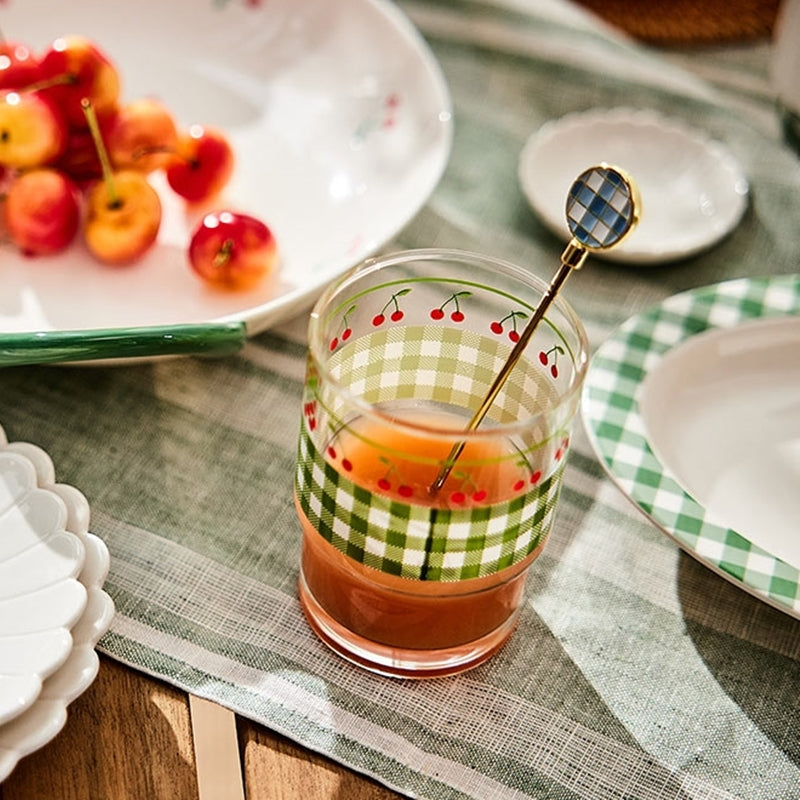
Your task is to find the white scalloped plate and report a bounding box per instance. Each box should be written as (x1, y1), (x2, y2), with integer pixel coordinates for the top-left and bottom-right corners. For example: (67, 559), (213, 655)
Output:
(0, 452), (85, 725)
(0, 428), (114, 782)
(518, 108), (750, 264)
(0, 0), (452, 339)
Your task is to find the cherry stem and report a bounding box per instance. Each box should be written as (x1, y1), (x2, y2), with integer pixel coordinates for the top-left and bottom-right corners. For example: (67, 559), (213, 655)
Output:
(20, 73), (78, 94)
(214, 239), (234, 268)
(81, 97), (119, 209)
(133, 146), (197, 170)
(132, 144), (175, 162)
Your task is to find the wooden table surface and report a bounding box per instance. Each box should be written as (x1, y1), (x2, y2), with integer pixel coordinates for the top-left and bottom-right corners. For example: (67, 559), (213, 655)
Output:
(0, 656), (402, 800)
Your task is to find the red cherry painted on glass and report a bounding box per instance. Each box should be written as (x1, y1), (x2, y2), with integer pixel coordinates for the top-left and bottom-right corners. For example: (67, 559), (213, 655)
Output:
(451, 311), (465, 323)
(539, 351), (548, 365)
(490, 321), (503, 335)
(342, 328), (352, 340)
(473, 489), (487, 502)
(378, 478), (391, 491)
(372, 314), (385, 327)
(530, 470), (542, 485)
(391, 310), (404, 322)
(341, 458), (353, 471)
(329, 338), (338, 351)
(430, 308), (445, 320)
(513, 479), (525, 492)
(327, 446), (337, 459)
(509, 330), (520, 343)
(551, 365), (558, 378)
(398, 485), (413, 498)
(450, 491), (466, 504)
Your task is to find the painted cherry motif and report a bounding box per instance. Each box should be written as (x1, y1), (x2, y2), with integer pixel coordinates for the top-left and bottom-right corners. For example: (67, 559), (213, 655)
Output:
(382, 93), (401, 129)
(430, 290), (471, 322)
(538, 345), (565, 378)
(329, 304), (357, 351)
(303, 400), (318, 432)
(352, 92), (403, 145)
(448, 471), (487, 505)
(490, 310), (528, 343)
(376, 457), (414, 498)
(325, 439), (353, 472)
(372, 288), (411, 327)
(512, 457), (545, 493)
(554, 436), (570, 462)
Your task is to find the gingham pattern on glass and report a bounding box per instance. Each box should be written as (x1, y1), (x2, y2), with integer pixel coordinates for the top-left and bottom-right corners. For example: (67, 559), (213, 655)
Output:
(582, 274), (800, 616)
(295, 421), (566, 581)
(327, 325), (561, 429)
(566, 166), (634, 249)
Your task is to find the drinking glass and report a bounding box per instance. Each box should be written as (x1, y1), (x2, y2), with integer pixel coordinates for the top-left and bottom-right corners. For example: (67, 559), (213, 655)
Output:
(294, 249), (589, 677)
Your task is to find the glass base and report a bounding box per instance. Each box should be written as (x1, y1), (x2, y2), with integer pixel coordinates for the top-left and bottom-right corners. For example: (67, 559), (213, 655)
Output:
(298, 572), (520, 679)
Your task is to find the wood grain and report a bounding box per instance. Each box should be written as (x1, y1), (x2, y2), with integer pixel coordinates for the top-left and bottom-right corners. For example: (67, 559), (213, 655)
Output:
(0, 656), (402, 800)
(238, 721), (402, 800)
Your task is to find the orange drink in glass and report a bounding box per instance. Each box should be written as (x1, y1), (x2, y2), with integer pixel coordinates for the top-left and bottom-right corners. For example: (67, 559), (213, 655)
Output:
(295, 249), (588, 677)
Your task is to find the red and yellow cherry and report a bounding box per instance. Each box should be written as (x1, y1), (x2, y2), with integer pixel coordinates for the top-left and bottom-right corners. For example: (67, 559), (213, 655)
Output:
(0, 40), (42, 90)
(106, 97), (178, 173)
(4, 167), (81, 255)
(0, 90), (67, 168)
(80, 98), (161, 265)
(166, 124), (234, 204)
(84, 169), (162, 264)
(37, 35), (120, 127)
(188, 210), (277, 290)
(54, 125), (106, 185)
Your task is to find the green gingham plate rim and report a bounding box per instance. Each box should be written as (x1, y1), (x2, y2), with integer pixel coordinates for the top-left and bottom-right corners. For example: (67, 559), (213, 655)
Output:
(581, 273), (800, 618)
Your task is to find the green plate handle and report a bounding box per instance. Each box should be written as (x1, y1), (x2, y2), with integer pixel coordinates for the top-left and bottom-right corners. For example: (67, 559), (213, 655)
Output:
(0, 321), (247, 367)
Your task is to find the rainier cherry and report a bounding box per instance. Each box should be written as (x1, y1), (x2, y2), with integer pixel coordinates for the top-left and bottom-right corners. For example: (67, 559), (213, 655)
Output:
(84, 170), (162, 264)
(107, 97), (178, 173)
(4, 168), (81, 255)
(0, 90), (67, 168)
(37, 35), (121, 127)
(166, 124), (234, 203)
(81, 99), (162, 265)
(0, 40), (42, 90)
(188, 210), (277, 290)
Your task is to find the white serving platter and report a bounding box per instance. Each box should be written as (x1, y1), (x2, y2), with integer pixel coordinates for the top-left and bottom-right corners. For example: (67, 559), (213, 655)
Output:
(0, 0), (452, 339)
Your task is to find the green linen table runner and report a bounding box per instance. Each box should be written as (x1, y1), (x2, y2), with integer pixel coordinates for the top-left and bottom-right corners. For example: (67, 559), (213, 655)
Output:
(1, 1), (799, 798)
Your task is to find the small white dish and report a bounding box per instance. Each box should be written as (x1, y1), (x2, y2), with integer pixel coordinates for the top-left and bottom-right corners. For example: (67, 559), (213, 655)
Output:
(518, 108), (750, 264)
(0, 428), (114, 780)
(582, 274), (800, 618)
(0, 0), (452, 343)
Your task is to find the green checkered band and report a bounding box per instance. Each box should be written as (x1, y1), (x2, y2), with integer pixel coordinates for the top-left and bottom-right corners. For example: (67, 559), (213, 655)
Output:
(295, 422), (566, 581)
(314, 325), (578, 455)
(583, 274), (800, 616)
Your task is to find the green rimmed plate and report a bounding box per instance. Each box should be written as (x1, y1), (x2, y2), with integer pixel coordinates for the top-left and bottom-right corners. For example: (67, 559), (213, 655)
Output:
(582, 274), (800, 618)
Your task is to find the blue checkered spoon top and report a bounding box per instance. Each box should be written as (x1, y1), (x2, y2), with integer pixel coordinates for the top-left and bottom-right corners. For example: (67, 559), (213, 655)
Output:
(429, 164), (640, 495)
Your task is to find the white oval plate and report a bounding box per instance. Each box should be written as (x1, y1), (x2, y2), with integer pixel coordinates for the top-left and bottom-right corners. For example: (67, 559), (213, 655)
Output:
(519, 108), (749, 264)
(640, 316), (800, 572)
(0, 0), (452, 338)
(582, 274), (800, 618)
(0, 428), (114, 781)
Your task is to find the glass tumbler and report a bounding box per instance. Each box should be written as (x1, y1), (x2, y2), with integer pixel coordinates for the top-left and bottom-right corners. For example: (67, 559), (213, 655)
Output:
(294, 249), (589, 677)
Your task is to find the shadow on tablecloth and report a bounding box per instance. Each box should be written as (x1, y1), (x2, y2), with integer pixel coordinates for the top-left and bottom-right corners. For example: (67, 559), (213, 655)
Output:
(677, 553), (800, 767)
